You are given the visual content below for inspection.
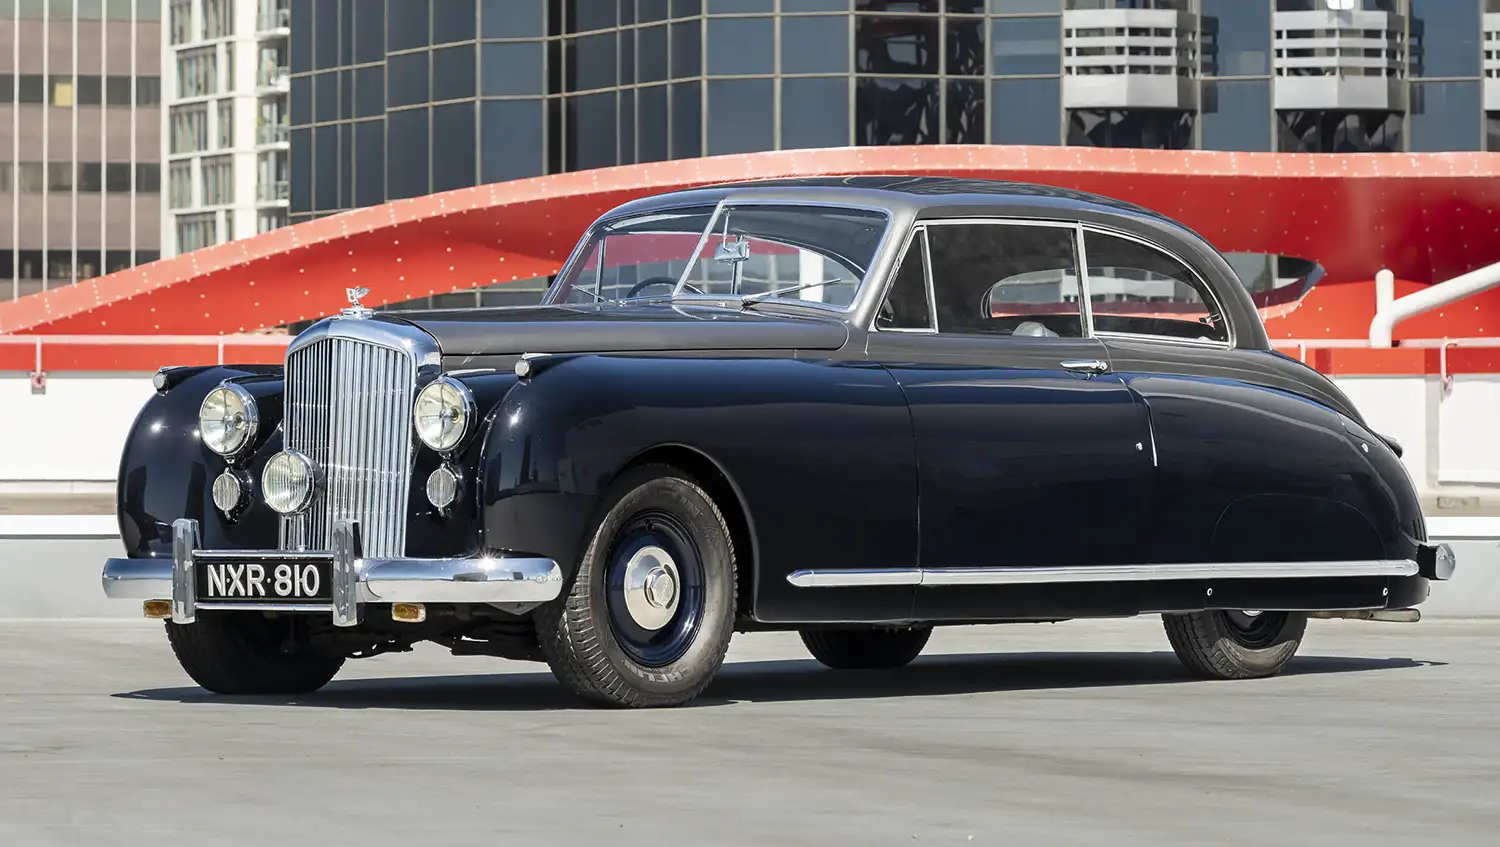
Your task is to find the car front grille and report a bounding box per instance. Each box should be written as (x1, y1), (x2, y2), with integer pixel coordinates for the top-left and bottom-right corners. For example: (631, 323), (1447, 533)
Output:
(279, 333), (417, 559)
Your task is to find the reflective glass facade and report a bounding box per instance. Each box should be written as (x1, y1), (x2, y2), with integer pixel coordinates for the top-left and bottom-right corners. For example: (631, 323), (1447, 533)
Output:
(286, 0), (1500, 305)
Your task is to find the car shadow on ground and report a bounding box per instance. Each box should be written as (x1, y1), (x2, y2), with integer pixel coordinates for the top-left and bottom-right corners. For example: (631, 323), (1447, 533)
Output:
(114, 650), (1441, 712)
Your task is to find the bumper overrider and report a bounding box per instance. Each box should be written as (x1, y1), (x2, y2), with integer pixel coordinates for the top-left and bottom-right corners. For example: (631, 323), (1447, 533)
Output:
(101, 518), (564, 626)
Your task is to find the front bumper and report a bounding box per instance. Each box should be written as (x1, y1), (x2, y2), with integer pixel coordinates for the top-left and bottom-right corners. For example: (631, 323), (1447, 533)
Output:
(101, 518), (563, 626)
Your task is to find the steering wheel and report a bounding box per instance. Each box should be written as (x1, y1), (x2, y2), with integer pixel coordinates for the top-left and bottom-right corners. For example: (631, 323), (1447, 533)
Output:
(625, 276), (703, 299)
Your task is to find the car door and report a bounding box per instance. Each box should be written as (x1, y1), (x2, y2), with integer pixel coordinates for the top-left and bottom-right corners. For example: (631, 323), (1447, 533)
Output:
(865, 219), (1155, 616)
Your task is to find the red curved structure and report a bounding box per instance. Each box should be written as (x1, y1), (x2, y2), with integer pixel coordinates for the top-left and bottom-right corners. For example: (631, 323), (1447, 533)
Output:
(3, 145), (1499, 372)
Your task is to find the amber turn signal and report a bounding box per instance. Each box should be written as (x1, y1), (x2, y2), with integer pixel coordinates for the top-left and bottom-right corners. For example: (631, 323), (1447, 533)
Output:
(143, 600), (172, 619)
(391, 603), (427, 624)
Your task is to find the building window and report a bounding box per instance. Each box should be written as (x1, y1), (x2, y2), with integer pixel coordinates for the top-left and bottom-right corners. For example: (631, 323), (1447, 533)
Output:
(137, 76), (162, 105)
(218, 99), (235, 148)
(50, 76), (75, 107)
(178, 47), (219, 98)
(0, 163), (11, 195)
(77, 75), (103, 105)
(78, 163), (103, 192)
(177, 213), (219, 252)
(106, 163), (133, 192)
(171, 104), (211, 153)
(202, 155), (235, 204)
(169, 0), (192, 44)
(47, 162), (73, 192)
(137, 163), (162, 193)
(18, 75), (45, 103)
(204, 0), (233, 39)
(169, 161), (194, 209)
(106, 76), (133, 106)
(17, 163), (45, 194)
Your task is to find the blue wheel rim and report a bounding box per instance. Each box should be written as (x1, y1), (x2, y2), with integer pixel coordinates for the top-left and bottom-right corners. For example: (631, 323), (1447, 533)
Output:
(603, 510), (707, 667)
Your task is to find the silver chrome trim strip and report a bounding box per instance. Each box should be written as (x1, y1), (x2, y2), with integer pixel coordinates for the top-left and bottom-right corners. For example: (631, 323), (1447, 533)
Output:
(786, 560), (1419, 588)
(102, 518), (564, 621)
(785, 568), (924, 588)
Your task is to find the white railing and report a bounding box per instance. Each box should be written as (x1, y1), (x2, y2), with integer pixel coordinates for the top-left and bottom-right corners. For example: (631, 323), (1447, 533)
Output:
(0, 334), (292, 381)
(257, 123), (290, 145)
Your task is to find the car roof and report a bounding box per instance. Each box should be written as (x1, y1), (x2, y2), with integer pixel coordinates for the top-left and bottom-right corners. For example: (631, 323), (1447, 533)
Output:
(599, 175), (1184, 230)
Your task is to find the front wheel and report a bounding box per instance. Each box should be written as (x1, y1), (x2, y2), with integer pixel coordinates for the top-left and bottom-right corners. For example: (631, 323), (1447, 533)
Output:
(800, 626), (933, 670)
(535, 464), (737, 708)
(1162, 610), (1307, 680)
(164, 612), (344, 695)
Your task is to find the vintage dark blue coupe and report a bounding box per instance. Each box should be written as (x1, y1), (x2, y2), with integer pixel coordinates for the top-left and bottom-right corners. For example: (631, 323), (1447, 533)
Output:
(102, 177), (1454, 706)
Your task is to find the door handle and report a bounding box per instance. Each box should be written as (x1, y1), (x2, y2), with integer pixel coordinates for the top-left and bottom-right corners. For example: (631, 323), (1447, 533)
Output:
(1061, 359), (1110, 375)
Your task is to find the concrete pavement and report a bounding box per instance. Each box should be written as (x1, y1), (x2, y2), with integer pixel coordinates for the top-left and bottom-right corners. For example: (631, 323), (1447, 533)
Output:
(1, 618), (1496, 845)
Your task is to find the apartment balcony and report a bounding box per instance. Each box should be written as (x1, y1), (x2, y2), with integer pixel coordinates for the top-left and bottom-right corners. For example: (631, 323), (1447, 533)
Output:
(256, 123), (290, 148)
(257, 6), (290, 36)
(1485, 14), (1500, 111)
(256, 65), (291, 94)
(1062, 7), (1198, 111)
(1273, 7), (1407, 111)
(257, 180), (290, 205)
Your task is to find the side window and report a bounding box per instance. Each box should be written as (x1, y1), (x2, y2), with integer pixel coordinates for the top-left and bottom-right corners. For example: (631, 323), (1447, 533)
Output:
(1083, 230), (1229, 343)
(925, 223), (1083, 338)
(875, 229), (932, 331)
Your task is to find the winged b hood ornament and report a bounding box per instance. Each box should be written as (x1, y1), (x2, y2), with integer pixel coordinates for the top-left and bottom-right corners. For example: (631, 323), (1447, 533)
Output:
(341, 287), (373, 318)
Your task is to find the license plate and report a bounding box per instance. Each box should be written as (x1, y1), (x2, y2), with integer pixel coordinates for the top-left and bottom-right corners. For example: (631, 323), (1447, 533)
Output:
(196, 556), (333, 603)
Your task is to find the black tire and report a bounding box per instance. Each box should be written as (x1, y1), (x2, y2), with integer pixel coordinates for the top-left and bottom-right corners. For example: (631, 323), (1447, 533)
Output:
(800, 626), (933, 670)
(1162, 610), (1308, 680)
(535, 464), (737, 708)
(164, 612), (344, 695)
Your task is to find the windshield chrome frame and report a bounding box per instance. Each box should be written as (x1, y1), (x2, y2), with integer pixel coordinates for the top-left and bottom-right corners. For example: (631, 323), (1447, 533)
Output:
(542, 192), (901, 315)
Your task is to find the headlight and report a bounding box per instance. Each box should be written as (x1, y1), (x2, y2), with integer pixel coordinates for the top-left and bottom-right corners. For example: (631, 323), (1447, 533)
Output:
(263, 450), (315, 515)
(199, 384), (258, 457)
(413, 377), (474, 452)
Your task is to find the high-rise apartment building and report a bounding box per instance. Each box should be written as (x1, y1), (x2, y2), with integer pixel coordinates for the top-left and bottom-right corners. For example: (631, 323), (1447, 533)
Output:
(161, 0), (288, 257)
(278, 0), (1494, 308)
(1, 0), (163, 302)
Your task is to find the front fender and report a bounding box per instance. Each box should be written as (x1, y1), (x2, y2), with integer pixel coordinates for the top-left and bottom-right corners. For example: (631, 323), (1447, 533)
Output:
(476, 354), (919, 619)
(117, 365), (285, 557)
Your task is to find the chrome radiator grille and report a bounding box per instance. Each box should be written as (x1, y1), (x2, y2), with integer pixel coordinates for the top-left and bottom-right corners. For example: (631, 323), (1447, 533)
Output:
(279, 335), (417, 558)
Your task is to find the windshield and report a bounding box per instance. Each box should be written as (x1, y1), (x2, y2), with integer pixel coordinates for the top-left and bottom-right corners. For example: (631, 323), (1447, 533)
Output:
(547, 203), (890, 310)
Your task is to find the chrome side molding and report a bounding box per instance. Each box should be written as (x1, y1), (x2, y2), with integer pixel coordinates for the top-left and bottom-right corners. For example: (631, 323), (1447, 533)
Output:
(786, 559), (1421, 588)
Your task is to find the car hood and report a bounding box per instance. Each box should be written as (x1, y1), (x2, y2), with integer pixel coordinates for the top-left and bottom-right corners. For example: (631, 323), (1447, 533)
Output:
(380, 303), (851, 358)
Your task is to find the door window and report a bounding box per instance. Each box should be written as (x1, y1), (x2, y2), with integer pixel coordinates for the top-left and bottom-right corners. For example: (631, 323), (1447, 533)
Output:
(925, 222), (1084, 338)
(875, 229), (933, 331)
(1082, 230), (1229, 343)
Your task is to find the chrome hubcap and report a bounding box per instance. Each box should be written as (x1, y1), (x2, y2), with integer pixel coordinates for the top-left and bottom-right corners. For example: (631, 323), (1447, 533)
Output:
(622, 545), (680, 631)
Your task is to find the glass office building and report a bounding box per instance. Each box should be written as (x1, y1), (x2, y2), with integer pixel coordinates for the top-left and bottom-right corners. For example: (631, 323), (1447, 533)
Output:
(1, 0), (163, 302)
(288, 0), (1499, 306)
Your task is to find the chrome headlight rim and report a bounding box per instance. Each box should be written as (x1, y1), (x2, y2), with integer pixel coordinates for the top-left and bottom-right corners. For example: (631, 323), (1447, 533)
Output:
(263, 449), (317, 516)
(413, 375), (476, 453)
(198, 382), (260, 459)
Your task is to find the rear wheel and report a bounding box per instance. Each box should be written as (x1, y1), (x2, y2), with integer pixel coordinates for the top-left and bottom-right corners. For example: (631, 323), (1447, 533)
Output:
(1163, 610), (1307, 680)
(165, 612), (344, 695)
(800, 626), (933, 670)
(535, 464), (737, 708)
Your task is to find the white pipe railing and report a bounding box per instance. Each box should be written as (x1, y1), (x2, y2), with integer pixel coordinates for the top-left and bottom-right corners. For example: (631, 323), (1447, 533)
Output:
(0, 334), (291, 376)
(1369, 261), (1500, 348)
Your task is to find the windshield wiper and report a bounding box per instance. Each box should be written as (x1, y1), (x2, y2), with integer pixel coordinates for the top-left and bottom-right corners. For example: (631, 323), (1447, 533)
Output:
(739, 280), (852, 310)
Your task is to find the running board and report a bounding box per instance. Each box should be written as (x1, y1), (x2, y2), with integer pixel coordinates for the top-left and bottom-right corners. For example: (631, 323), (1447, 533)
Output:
(785, 560), (1419, 589)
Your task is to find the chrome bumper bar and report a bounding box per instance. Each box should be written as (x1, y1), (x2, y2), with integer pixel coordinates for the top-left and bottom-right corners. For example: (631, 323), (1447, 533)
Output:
(101, 518), (563, 626)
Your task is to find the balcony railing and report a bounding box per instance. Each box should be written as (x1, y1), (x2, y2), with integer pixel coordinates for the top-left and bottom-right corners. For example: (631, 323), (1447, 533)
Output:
(256, 66), (290, 90)
(257, 180), (290, 203)
(257, 7), (290, 33)
(257, 123), (290, 145)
